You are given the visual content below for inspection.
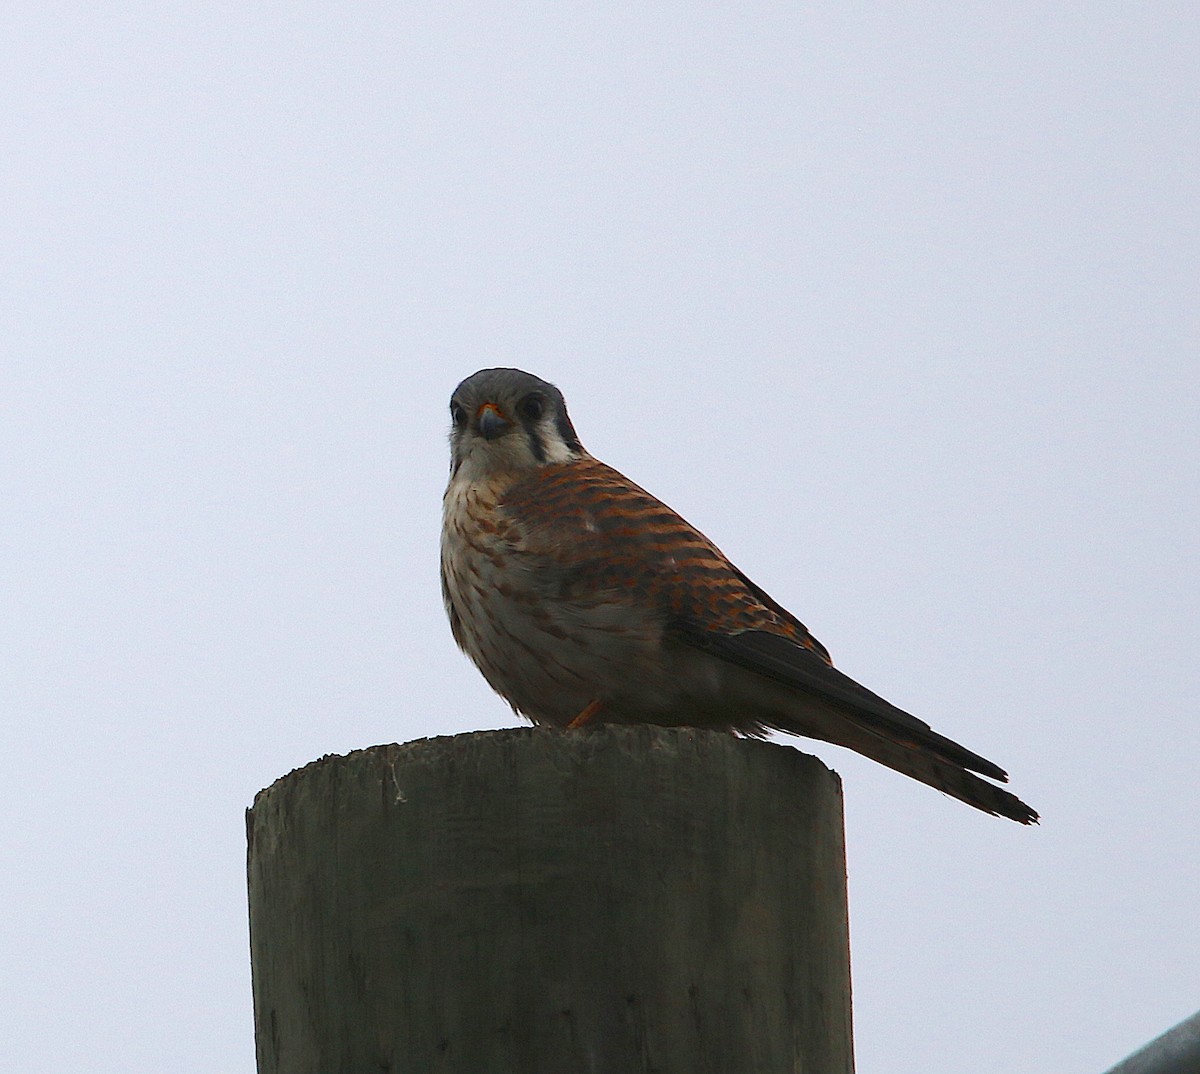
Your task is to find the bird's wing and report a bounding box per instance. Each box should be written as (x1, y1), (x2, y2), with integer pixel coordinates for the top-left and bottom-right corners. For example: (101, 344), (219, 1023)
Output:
(677, 626), (1007, 779)
(675, 622), (1039, 824)
(500, 457), (832, 659)
(500, 458), (1037, 824)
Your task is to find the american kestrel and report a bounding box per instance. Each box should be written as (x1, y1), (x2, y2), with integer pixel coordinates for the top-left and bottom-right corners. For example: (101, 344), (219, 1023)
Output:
(441, 368), (1037, 824)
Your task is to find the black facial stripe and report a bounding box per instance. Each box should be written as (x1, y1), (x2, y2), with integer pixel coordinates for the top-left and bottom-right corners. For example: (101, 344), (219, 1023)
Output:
(555, 411), (582, 453)
(523, 420), (547, 462)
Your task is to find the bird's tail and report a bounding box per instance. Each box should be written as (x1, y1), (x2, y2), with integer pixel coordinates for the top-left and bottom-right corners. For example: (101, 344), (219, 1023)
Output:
(800, 714), (1039, 824)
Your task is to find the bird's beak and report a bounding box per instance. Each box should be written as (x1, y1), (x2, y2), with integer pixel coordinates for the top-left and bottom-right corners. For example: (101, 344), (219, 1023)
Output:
(476, 402), (511, 440)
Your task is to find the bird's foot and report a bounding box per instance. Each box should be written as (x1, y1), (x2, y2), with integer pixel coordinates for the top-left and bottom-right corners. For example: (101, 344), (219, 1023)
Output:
(566, 699), (603, 730)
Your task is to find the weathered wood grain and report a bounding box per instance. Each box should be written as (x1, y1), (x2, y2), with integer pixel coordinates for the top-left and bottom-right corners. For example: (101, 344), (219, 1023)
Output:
(247, 725), (853, 1073)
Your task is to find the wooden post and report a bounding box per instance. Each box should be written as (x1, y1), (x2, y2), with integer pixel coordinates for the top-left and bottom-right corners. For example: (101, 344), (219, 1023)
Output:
(247, 726), (854, 1074)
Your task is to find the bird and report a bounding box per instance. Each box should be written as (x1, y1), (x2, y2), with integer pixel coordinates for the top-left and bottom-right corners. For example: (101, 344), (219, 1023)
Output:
(440, 367), (1037, 824)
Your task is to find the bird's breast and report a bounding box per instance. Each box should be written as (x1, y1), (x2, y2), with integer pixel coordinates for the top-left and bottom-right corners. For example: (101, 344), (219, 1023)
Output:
(440, 473), (680, 725)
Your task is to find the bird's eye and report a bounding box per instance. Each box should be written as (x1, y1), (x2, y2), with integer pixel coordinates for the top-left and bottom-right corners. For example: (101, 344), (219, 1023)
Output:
(517, 394), (545, 422)
(450, 402), (468, 427)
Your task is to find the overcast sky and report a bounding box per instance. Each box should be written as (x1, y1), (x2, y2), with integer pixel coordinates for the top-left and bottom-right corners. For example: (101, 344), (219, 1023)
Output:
(2, 4), (1197, 1073)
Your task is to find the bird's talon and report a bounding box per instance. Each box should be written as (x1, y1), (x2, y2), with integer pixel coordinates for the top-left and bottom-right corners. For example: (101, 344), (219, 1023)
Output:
(566, 699), (603, 730)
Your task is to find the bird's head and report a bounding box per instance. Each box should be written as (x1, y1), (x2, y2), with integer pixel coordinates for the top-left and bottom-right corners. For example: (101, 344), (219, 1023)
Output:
(448, 368), (585, 479)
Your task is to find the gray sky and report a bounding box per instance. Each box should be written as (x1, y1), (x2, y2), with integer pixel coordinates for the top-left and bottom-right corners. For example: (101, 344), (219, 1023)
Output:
(2, 4), (1197, 1072)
